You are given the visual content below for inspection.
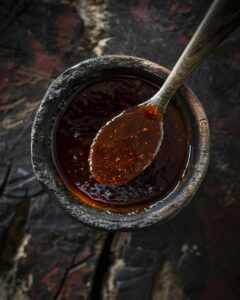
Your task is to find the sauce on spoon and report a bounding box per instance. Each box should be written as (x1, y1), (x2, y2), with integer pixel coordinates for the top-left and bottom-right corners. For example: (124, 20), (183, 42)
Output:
(89, 104), (163, 185)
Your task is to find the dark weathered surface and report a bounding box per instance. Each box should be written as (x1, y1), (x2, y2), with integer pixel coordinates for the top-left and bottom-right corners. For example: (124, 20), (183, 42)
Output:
(0, 0), (107, 299)
(1, 0), (240, 299)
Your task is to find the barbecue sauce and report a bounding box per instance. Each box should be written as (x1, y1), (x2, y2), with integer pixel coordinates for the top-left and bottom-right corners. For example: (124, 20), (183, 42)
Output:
(53, 75), (192, 212)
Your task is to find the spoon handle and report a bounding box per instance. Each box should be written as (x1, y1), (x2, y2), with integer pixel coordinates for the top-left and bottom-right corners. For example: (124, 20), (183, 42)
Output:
(152, 0), (240, 110)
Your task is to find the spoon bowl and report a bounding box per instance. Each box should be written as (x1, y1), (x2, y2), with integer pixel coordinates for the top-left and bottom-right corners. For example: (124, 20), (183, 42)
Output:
(89, 103), (163, 185)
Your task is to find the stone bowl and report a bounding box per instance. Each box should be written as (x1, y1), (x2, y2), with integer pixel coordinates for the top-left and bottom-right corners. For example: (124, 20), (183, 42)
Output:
(31, 55), (210, 231)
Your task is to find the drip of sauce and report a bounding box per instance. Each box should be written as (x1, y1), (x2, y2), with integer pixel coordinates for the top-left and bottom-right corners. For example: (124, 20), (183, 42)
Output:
(53, 75), (192, 212)
(89, 104), (163, 185)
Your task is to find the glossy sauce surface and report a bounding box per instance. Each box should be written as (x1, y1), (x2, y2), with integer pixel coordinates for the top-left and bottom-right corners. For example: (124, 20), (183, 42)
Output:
(54, 75), (192, 212)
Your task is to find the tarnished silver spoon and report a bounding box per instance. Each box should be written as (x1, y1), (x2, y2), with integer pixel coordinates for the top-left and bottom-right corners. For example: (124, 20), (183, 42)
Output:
(89, 0), (240, 185)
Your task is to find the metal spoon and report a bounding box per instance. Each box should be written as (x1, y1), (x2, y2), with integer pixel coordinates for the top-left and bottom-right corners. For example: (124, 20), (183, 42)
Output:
(89, 0), (240, 185)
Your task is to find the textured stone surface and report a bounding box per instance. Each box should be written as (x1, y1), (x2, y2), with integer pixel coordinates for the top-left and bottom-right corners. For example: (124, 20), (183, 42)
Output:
(0, 0), (107, 299)
(103, 1), (240, 299)
(1, 0), (240, 299)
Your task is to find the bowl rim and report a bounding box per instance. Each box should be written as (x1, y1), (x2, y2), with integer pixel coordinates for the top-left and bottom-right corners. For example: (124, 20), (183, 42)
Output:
(31, 55), (210, 231)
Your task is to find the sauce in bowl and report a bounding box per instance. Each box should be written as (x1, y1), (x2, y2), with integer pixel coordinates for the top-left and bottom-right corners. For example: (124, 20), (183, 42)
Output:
(53, 75), (192, 212)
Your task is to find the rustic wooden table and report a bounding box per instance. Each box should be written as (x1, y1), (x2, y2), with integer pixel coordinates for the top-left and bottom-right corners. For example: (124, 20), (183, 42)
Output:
(1, 0), (240, 299)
